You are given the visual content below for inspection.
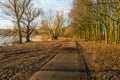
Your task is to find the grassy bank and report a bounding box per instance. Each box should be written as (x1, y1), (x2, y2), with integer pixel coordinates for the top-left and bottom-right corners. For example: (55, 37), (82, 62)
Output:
(0, 41), (63, 80)
(80, 41), (120, 80)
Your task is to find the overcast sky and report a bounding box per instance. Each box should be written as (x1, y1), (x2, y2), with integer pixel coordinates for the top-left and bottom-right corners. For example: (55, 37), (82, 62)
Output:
(0, 0), (73, 29)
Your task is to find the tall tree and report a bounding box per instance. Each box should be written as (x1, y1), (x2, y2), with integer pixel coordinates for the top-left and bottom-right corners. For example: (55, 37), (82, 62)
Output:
(70, 0), (92, 40)
(21, 5), (43, 42)
(0, 0), (31, 44)
(70, 0), (120, 44)
(45, 10), (70, 40)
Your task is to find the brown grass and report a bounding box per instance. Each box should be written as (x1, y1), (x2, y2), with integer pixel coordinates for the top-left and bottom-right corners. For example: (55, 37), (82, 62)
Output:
(79, 41), (120, 80)
(0, 41), (63, 80)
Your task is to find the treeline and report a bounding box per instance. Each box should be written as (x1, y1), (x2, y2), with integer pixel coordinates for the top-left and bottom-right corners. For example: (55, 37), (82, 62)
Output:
(71, 0), (120, 44)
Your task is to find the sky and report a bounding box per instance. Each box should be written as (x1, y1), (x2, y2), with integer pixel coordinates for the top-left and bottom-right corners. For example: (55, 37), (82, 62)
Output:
(0, 0), (73, 29)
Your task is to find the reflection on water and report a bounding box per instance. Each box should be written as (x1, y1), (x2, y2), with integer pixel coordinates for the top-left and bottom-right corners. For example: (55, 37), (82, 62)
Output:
(0, 36), (13, 46)
(0, 36), (26, 46)
(0, 35), (50, 46)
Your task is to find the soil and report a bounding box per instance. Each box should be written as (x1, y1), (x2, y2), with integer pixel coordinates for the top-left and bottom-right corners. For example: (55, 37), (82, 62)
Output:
(0, 41), (63, 80)
(79, 41), (120, 80)
(0, 40), (120, 80)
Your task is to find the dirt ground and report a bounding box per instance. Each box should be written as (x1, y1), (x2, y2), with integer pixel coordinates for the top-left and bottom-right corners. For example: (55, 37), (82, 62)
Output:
(79, 41), (120, 80)
(0, 41), (63, 80)
(0, 40), (120, 80)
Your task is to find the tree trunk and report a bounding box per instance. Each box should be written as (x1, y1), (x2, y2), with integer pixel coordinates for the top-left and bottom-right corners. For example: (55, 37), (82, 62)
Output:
(17, 20), (22, 44)
(105, 27), (108, 44)
(26, 34), (31, 42)
(52, 37), (58, 40)
(26, 25), (31, 42)
(52, 35), (58, 40)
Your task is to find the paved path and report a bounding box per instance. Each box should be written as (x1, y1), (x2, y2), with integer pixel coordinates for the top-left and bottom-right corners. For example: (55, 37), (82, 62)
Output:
(29, 42), (87, 80)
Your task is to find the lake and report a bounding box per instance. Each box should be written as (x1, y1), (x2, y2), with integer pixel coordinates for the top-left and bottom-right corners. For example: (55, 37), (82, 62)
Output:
(0, 35), (26, 46)
(0, 35), (50, 46)
(0, 36), (12, 46)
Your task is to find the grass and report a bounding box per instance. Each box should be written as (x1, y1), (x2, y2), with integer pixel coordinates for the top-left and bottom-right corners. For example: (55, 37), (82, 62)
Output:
(0, 41), (63, 80)
(79, 41), (120, 80)
(1, 40), (120, 80)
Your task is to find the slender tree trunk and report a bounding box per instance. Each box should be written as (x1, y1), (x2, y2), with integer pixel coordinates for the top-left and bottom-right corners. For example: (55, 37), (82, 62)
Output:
(118, 25), (120, 43)
(109, 23), (113, 44)
(26, 25), (31, 42)
(105, 26), (108, 44)
(93, 29), (96, 42)
(17, 20), (22, 44)
(98, 25), (101, 43)
(115, 25), (117, 45)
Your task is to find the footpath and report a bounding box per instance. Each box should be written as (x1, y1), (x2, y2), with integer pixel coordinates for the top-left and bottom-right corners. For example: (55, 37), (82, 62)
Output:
(29, 41), (87, 80)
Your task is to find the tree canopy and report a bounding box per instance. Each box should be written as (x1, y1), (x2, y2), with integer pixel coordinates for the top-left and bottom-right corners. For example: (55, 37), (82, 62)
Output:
(70, 0), (120, 44)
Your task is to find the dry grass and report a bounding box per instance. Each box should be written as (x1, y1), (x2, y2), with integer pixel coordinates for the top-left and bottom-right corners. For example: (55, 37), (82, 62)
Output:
(79, 41), (120, 80)
(0, 41), (63, 80)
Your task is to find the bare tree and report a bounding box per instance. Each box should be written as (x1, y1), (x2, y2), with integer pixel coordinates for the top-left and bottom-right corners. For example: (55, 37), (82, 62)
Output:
(21, 5), (43, 42)
(0, 0), (31, 44)
(39, 20), (50, 35)
(46, 10), (70, 40)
